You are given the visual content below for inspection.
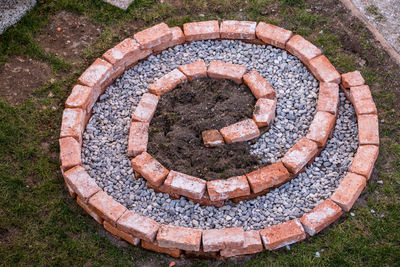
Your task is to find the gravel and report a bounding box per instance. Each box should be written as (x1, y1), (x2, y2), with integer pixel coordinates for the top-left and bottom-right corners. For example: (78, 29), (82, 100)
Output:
(0, 0), (37, 35)
(81, 40), (358, 230)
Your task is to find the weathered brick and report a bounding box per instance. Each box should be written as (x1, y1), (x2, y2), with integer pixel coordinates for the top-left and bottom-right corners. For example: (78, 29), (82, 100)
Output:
(153, 26), (185, 52)
(190, 191), (225, 207)
(202, 129), (224, 147)
(59, 137), (82, 172)
(207, 176), (250, 201)
(183, 20), (220, 41)
(127, 122), (149, 157)
(157, 225), (202, 251)
(142, 240), (182, 258)
(88, 191), (127, 226)
(131, 152), (169, 187)
(252, 98), (276, 127)
(260, 219), (306, 250)
(207, 61), (247, 84)
(220, 230), (263, 257)
(78, 58), (113, 94)
(163, 170), (206, 200)
(341, 70), (365, 88)
(65, 85), (96, 115)
(148, 69), (187, 95)
(220, 20), (257, 40)
(220, 119), (260, 144)
(300, 199), (343, 236)
(64, 181), (76, 198)
(349, 145), (379, 180)
(286, 35), (321, 65)
(308, 55), (341, 84)
(60, 108), (86, 144)
(331, 172), (366, 211)
(350, 85), (377, 115)
(243, 70), (275, 99)
(255, 22), (293, 49)
(131, 93), (159, 123)
(117, 210), (160, 242)
(317, 82), (339, 115)
(358, 114), (379, 145)
(202, 227), (245, 252)
(282, 137), (318, 174)
(134, 22), (172, 49)
(246, 162), (290, 194)
(178, 60), (207, 81)
(76, 196), (103, 224)
(63, 165), (100, 202)
(103, 221), (140, 245)
(231, 187), (270, 203)
(306, 111), (336, 147)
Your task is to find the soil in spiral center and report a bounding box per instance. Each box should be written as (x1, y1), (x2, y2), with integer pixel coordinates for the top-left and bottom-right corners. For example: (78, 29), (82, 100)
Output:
(147, 78), (265, 181)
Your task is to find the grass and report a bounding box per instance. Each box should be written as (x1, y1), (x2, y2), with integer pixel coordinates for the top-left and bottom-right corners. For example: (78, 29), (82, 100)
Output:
(0, 0), (399, 266)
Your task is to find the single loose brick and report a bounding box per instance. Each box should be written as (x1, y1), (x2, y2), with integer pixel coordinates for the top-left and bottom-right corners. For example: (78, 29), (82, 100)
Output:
(207, 61), (247, 84)
(59, 137), (82, 172)
(117, 210), (160, 242)
(253, 98), (276, 127)
(148, 69), (187, 95)
(104, 221), (140, 245)
(341, 70), (365, 88)
(63, 165), (100, 202)
(163, 170), (206, 200)
(220, 230), (263, 257)
(306, 111), (336, 147)
(260, 219), (306, 250)
(178, 60), (207, 81)
(202, 227), (245, 252)
(60, 108), (86, 144)
(65, 85), (96, 115)
(308, 55), (341, 84)
(220, 20), (257, 40)
(220, 119), (260, 144)
(350, 85), (377, 115)
(349, 145), (379, 180)
(131, 152), (169, 187)
(202, 129), (224, 147)
(282, 137), (318, 174)
(243, 70), (275, 99)
(358, 114), (379, 145)
(134, 22), (172, 49)
(88, 191), (127, 226)
(286, 35), (322, 65)
(131, 93), (159, 123)
(142, 240), (182, 258)
(331, 172), (366, 211)
(246, 162), (290, 193)
(78, 58), (113, 94)
(300, 199), (343, 236)
(157, 225), (202, 251)
(207, 176), (250, 201)
(127, 122), (149, 157)
(317, 82), (339, 115)
(76, 197), (103, 224)
(153, 26), (185, 52)
(183, 20), (220, 41)
(255, 22), (293, 49)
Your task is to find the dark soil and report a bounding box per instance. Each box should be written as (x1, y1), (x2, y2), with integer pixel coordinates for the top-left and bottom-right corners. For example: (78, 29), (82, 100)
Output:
(148, 78), (264, 181)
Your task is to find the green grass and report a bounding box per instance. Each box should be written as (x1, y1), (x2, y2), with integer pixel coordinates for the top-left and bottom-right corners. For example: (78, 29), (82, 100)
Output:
(0, 0), (400, 266)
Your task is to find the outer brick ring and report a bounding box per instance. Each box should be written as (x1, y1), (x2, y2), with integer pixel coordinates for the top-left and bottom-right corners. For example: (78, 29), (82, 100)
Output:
(60, 20), (379, 258)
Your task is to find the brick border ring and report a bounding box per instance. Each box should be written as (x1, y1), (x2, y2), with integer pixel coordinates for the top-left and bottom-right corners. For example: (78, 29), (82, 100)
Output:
(59, 21), (379, 258)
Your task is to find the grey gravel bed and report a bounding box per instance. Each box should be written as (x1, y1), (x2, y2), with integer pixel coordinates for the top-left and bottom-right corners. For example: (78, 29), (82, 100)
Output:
(0, 0), (36, 35)
(81, 40), (358, 230)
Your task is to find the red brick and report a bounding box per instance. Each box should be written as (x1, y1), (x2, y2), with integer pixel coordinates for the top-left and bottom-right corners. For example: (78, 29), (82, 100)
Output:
(64, 181), (76, 198)
(282, 137), (318, 174)
(59, 137), (82, 172)
(341, 70), (365, 88)
(220, 20), (257, 40)
(331, 172), (366, 211)
(220, 119), (260, 144)
(349, 145), (379, 180)
(286, 35), (322, 65)
(127, 122), (149, 157)
(202, 129), (224, 147)
(78, 58), (113, 95)
(308, 55), (341, 84)
(202, 227), (245, 252)
(163, 170), (206, 200)
(207, 176), (250, 201)
(88, 191), (127, 226)
(243, 70), (276, 99)
(178, 60), (207, 81)
(65, 85), (96, 115)
(207, 61), (247, 84)
(246, 162), (290, 194)
(153, 26), (185, 52)
(142, 240), (182, 258)
(300, 199), (343, 236)
(317, 82), (339, 115)
(190, 191), (225, 207)
(255, 22), (293, 49)
(60, 108), (86, 144)
(306, 111), (336, 147)
(116, 210), (160, 242)
(134, 22), (172, 50)
(231, 187), (270, 203)
(63, 165), (100, 202)
(148, 69), (187, 95)
(76, 196), (103, 224)
(260, 219), (306, 250)
(252, 98), (276, 127)
(358, 114), (379, 145)
(350, 85), (377, 115)
(220, 230), (263, 257)
(183, 20), (220, 41)
(157, 225), (202, 251)
(131, 152), (169, 187)
(131, 93), (159, 123)
(103, 221), (140, 245)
